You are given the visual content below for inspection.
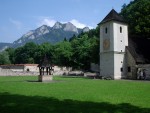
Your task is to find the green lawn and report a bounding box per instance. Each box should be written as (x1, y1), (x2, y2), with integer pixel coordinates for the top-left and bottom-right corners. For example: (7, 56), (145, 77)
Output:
(0, 76), (150, 113)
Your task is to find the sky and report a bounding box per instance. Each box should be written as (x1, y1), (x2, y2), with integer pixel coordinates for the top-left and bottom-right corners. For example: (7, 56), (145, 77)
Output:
(0, 0), (131, 43)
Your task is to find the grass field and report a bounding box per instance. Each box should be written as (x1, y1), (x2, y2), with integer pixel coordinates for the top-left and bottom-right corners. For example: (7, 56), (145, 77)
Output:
(0, 76), (150, 113)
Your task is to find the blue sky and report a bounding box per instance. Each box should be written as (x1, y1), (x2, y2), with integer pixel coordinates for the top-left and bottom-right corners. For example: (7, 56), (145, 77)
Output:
(0, 0), (131, 43)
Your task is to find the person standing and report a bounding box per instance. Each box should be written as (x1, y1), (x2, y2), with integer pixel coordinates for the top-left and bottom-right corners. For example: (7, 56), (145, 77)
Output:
(143, 69), (146, 80)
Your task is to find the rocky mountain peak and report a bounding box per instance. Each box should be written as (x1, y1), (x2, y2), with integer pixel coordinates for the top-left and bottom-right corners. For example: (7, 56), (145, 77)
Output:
(53, 22), (63, 29)
(37, 25), (50, 34)
(63, 22), (78, 33)
(22, 30), (34, 38)
(1, 21), (91, 49)
(39, 25), (48, 29)
(83, 27), (90, 32)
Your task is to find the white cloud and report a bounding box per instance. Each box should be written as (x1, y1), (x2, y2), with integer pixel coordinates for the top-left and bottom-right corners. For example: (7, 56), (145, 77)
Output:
(37, 17), (56, 27)
(37, 17), (94, 29)
(70, 19), (93, 29)
(9, 18), (22, 29)
(69, 19), (86, 28)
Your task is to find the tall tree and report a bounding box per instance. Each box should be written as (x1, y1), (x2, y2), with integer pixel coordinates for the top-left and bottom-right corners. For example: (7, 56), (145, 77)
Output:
(34, 43), (54, 64)
(54, 41), (73, 66)
(71, 34), (95, 69)
(5, 48), (15, 64)
(120, 0), (150, 37)
(14, 42), (37, 64)
(0, 51), (11, 65)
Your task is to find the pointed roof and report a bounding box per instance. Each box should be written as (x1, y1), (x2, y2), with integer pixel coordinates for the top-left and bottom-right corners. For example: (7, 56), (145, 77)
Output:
(99, 9), (126, 25)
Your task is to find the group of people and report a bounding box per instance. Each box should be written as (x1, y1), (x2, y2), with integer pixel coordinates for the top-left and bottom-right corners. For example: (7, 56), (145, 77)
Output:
(137, 68), (146, 80)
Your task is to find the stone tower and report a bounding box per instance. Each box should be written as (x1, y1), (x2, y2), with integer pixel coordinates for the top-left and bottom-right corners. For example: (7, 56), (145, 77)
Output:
(99, 9), (128, 79)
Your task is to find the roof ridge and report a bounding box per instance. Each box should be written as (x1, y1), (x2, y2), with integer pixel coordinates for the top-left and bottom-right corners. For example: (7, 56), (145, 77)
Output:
(99, 9), (126, 25)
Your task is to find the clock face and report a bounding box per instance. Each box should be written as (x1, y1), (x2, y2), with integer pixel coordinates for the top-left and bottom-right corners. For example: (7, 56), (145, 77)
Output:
(103, 39), (110, 50)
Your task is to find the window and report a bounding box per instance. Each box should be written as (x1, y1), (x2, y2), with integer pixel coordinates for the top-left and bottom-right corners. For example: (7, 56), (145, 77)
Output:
(128, 67), (131, 72)
(27, 68), (30, 72)
(105, 27), (108, 34)
(120, 27), (122, 33)
(121, 68), (123, 72)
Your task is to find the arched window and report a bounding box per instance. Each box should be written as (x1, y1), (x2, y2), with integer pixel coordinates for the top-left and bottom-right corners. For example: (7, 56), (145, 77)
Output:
(105, 27), (108, 34)
(120, 27), (122, 33)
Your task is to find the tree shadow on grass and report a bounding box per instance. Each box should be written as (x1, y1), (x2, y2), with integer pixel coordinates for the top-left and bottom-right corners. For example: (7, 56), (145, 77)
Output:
(0, 92), (149, 113)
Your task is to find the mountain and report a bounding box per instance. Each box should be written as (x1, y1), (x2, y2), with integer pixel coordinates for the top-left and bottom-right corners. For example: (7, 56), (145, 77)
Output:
(0, 43), (12, 52)
(12, 22), (90, 48)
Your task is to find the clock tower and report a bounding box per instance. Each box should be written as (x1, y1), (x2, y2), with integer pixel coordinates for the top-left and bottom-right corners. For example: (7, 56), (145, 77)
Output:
(99, 9), (128, 79)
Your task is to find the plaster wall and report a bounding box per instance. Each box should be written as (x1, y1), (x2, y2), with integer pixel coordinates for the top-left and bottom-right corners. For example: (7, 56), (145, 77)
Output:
(126, 49), (137, 79)
(114, 53), (125, 79)
(100, 52), (114, 78)
(113, 22), (128, 52)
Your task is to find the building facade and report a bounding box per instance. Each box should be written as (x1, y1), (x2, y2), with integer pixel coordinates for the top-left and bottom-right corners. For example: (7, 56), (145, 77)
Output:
(0, 64), (39, 72)
(99, 9), (128, 79)
(99, 9), (150, 80)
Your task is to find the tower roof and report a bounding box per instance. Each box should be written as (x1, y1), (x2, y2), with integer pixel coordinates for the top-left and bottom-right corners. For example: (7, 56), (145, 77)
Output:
(99, 9), (126, 25)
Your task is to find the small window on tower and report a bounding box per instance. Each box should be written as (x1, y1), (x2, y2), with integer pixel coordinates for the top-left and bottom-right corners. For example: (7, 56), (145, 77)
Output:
(128, 67), (131, 72)
(105, 27), (108, 34)
(121, 68), (123, 72)
(120, 27), (122, 33)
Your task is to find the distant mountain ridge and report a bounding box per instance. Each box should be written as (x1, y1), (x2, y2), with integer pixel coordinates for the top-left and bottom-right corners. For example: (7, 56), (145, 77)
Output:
(12, 22), (89, 47)
(0, 43), (12, 52)
(0, 22), (90, 50)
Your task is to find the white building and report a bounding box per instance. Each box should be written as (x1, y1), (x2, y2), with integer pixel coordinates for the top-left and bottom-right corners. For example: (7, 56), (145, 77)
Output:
(0, 64), (39, 72)
(99, 9), (150, 80)
(99, 9), (128, 79)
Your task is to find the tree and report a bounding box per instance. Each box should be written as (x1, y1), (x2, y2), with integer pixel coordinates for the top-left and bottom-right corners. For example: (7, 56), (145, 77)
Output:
(89, 36), (99, 64)
(69, 34), (77, 42)
(0, 51), (11, 65)
(5, 48), (15, 64)
(71, 34), (94, 69)
(63, 37), (67, 41)
(14, 42), (37, 64)
(120, 0), (150, 37)
(14, 46), (24, 64)
(34, 43), (54, 64)
(54, 41), (73, 66)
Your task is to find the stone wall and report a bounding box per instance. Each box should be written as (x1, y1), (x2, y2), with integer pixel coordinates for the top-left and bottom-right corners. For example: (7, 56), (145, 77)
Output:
(0, 65), (72, 76)
(0, 67), (38, 76)
(0, 64), (39, 72)
(0, 67), (15, 76)
(126, 49), (137, 79)
(53, 66), (72, 75)
(24, 65), (39, 72)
